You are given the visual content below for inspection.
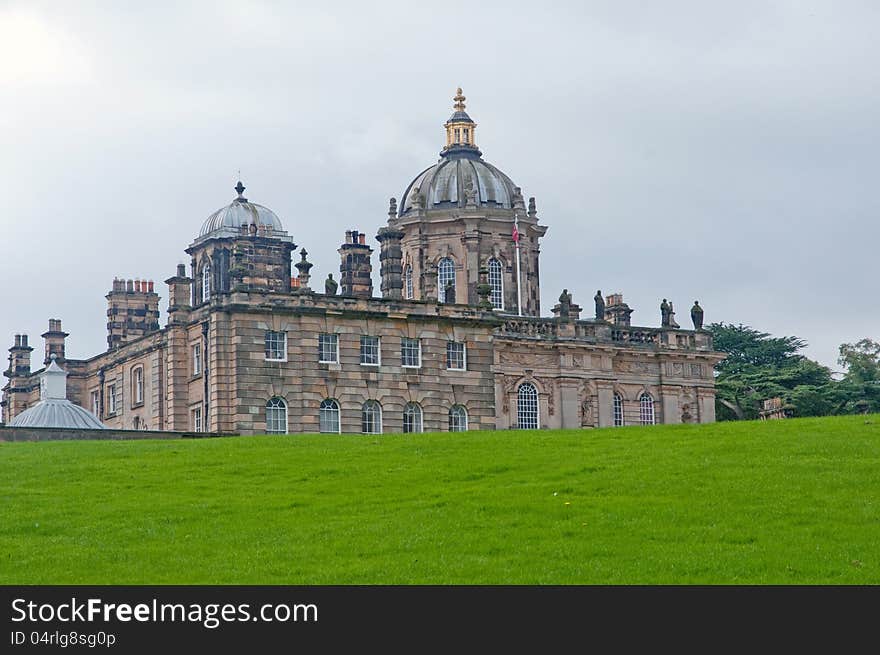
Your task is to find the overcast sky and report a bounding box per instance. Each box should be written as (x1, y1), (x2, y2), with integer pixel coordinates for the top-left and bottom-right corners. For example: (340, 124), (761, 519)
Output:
(2, 1), (878, 372)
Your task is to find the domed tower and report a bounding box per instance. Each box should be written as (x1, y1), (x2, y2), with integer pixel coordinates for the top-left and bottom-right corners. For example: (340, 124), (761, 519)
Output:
(185, 181), (296, 304)
(385, 88), (547, 315)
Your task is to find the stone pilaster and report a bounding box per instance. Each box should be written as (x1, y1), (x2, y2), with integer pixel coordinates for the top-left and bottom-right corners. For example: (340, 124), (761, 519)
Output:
(595, 380), (615, 427)
(660, 385), (682, 424)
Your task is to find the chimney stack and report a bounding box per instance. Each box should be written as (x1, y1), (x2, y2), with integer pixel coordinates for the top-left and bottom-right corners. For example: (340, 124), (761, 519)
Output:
(106, 277), (161, 349)
(165, 266), (193, 325)
(41, 318), (69, 364)
(338, 228), (373, 298)
(6, 333), (33, 378)
(376, 225), (404, 300)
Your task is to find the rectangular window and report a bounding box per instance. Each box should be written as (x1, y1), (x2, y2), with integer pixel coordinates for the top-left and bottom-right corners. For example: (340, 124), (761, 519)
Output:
(191, 406), (202, 432)
(401, 338), (421, 368)
(133, 367), (144, 405)
(318, 333), (339, 363)
(446, 341), (466, 370)
(107, 384), (117, 415)
(90, 390), (100, 417)
(192, 344), (202, 375)
(360, 335), (381, 366)
(265, 331), (287, 361)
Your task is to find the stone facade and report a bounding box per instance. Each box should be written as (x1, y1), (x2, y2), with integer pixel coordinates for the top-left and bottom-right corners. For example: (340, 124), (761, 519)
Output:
(1, 89), (724, 434)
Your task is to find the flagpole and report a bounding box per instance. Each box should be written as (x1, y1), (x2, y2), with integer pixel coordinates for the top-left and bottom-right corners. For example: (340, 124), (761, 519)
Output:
(514, 213), (523, 316)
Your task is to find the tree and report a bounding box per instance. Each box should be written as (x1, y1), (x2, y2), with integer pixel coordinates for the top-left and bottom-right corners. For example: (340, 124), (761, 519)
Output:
(709, 323), (807, 375)
(708, 323), (834, 420)
(838, 339), (880, 384)
(837, 339), (880, 414)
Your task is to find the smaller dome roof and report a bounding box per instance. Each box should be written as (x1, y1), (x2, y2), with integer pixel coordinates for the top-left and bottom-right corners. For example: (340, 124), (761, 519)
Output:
(9, 398), (107, 429)
(198, 181), (285, 239)
(447, 110), (474, 123)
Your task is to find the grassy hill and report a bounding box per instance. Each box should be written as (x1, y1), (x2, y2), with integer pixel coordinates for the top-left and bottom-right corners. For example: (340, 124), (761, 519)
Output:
(1, 416), (878, 584)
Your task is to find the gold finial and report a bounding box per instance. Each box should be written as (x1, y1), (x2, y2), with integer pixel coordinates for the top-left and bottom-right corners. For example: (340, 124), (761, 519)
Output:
(453, 87), (466, 111)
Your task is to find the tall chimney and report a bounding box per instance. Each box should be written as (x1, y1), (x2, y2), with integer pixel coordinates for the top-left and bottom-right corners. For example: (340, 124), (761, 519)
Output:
(41, 319), (69, 364)
(376, 225), (404, 300)
(6, 334), (33, 378)
(165, 265), (193, 325)
(107, 277), (161, 349)
(338, 228), (373, 298)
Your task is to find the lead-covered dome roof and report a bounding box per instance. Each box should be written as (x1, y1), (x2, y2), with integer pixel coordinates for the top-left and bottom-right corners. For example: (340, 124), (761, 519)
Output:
(9, 398), (107, 429)
(198, 181), (285, 238)
(398, 88), (520, 216)
(400, 154), (518, 215)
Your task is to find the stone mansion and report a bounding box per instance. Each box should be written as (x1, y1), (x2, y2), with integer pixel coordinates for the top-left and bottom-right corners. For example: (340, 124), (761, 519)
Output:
(2, 90), (723, 435)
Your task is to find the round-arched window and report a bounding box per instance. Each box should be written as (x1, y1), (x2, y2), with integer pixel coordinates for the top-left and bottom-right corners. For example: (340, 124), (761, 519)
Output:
(266, 397), (288, 434)
(449, 405), (468, 432)
(403, 402), (423, 433)
(438, 258), (455, 303)
(320, 399), (340, 433)
(639, 393), (655, 425)
(488, 258), (503, 310)
(362, 400), (382, 434)
(517, 383), (539, 429)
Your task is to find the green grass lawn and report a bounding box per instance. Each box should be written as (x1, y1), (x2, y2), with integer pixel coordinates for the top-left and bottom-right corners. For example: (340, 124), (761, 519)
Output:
(1, 415), (878, 584)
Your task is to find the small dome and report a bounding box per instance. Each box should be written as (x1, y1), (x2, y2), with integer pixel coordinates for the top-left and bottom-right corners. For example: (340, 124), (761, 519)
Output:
(198, 181), (285, 238)
(9, 398), (107, 429)
(400, 156), (518, 215)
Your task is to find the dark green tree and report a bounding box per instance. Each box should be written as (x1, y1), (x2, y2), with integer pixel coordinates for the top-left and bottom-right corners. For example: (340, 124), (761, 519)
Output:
(708, 323), (835, 420)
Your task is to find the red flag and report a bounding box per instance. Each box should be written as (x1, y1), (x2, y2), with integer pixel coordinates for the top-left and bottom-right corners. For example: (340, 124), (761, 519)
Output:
(512, 223), (520, 243)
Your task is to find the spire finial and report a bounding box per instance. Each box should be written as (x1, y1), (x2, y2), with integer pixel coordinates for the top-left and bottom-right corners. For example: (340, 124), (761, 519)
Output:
(453, 87), (466, 111)
(234, 179), (247, 202)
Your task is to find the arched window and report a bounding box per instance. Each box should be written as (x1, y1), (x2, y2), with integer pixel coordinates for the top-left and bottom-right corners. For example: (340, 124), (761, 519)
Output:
(362, 400), (382, 434)
(319, 399), (340, 433)
(517, 382), (539, 429)
(438, 258), (455, 303)
(488, 258), (503, 310)
(403, 264), (414, 300)
(613, 393), (624, 427)
(202, 264), (211, 302)
(449, 405), (468, 432)
(403, 402), (423, 433)
(266, 397), (287, 434)
(639, 393), (655, 425)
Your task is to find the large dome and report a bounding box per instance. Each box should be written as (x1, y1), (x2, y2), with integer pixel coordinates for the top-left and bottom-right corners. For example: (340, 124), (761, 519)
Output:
(398, 88), (520, 217)
(399, 153), (519, 216)
(198, 181), (284, 238)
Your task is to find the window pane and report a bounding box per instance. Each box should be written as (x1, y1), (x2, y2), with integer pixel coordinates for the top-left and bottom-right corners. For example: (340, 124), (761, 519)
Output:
(446, 342), (465, 370)
(266, 397), (287, 434)
(404, 265), (414, 299)
(265, 331), (286, 360)
(202, 265), (211, 301)
(402, 338), (420, 367)
(517, 383), (539, 429)
(319, 334), (338, 363)
(640, 393), (655, 425)
(613, 394), (624, 427)
(319, 399), (340, 433)
(449, 405), (468, 432)
(403, 403), (423, 433)
(362, 401), (382, 434)
(438, 258), (455, 304)
(488, 259), (503, 310)
(360, 336), (380, 365)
